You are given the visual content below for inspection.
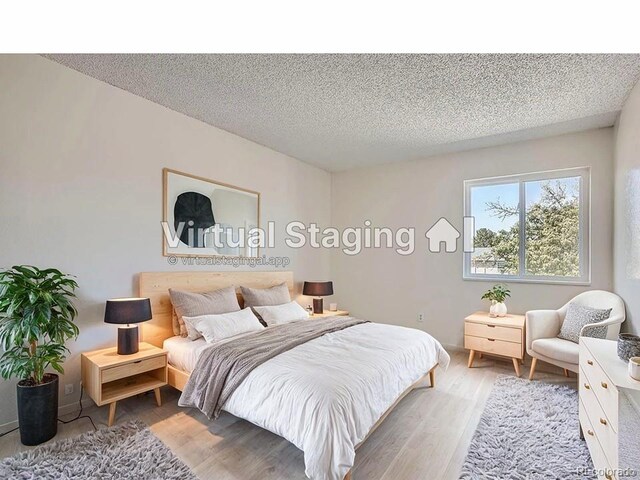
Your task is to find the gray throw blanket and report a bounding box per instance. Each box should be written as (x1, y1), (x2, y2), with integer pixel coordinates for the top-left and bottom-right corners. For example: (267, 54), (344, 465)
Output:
(178, 316), (367, 418)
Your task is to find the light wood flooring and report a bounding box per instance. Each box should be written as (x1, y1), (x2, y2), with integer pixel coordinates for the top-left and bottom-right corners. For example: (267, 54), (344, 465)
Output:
(0, 350), (575, 479)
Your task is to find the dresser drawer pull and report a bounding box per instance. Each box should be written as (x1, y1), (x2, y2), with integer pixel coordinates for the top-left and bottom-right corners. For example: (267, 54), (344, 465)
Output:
(587, 429), (594, 436)
(487, 338), (495, 342)
(600, 381), (608, 389)
(587, 360), (593, 365)
(487, 325), (496, 328)
(599, 418), (607, 426)
(134, 360), (142, 364)
(583, 383), (590, 390)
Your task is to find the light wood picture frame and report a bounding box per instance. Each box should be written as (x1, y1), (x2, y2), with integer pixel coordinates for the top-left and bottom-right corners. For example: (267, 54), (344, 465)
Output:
(162, 168), (261, 258)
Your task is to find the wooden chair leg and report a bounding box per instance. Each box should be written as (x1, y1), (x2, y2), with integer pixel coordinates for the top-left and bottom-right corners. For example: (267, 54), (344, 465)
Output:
(529, 358), (538, 381)
(429, 369), (435, 388)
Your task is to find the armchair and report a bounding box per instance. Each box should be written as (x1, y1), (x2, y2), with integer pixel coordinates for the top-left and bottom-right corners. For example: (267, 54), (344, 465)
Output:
(526, 290), (625, 380)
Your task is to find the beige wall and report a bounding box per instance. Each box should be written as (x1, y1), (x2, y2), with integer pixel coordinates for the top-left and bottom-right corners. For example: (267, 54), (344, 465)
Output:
(0, 54), (625, 431)
(613, 79), (640, 334)
(0, 55), (331, 427)
(331, 129), (615, 349)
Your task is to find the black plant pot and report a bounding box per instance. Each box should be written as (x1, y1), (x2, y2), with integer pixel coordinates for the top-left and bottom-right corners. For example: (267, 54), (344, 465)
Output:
(16, 373), (58, 446)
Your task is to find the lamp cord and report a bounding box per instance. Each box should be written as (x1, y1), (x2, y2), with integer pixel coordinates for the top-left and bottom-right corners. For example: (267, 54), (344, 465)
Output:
(0, 383), (96, 438)
(57, 383), (97, 431)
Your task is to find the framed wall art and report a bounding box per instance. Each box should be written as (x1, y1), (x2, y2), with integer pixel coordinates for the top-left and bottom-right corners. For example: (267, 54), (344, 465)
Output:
(162, 168), (260, 258)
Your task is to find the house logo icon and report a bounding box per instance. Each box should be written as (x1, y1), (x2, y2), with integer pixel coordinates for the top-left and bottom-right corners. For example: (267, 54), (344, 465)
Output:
(425, 217), (461, 253)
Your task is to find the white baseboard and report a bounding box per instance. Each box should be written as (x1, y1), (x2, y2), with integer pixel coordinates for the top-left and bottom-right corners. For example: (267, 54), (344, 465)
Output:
(0, 397), (94, 436)
(441, 343), (466, 353)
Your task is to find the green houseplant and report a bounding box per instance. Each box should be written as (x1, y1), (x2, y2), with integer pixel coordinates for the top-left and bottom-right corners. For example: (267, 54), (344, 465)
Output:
(481, 283), (511, 317)
(0, 266), (79, 445)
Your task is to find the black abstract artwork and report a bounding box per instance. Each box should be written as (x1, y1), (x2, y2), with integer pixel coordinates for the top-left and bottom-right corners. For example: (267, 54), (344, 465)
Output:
(173, 191), (215, 248)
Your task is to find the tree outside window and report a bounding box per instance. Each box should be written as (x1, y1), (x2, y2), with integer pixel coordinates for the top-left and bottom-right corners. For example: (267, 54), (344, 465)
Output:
(464, 168), (589, 284)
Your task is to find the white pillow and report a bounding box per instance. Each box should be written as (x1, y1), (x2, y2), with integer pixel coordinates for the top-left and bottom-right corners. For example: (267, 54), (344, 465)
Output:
(253, 301), (310, 326)
(182, 307), (263, 343)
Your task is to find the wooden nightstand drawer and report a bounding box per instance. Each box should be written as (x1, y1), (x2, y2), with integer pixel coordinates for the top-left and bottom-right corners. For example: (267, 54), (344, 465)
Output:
(464, 335), (522, 359)
(464, 321), (521, 343)
(312, 310), (349, 318)
(102, 355), (166, 383)
(464, 311), (525, 377)
(81, 342), (168, 425)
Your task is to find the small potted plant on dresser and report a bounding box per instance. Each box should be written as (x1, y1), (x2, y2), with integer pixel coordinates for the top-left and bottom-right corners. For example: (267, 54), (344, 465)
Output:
(0, 266), (79, 445)
(481, 283), (511, 317)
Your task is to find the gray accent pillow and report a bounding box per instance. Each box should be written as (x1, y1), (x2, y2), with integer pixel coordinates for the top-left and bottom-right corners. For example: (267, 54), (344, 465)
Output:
(240, 282), (291, 307)
(557, 303), (611, 343)
(169, 286), (241, 339)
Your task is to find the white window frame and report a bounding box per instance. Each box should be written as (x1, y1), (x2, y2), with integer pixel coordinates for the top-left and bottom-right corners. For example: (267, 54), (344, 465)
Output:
(463, 167), (591, 285)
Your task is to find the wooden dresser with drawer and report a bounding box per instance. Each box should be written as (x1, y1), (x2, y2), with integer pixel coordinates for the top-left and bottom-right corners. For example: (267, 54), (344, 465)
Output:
(579, 337), (640, 480)
(464, 311), (525, 377)
(81, 342), (168, 426)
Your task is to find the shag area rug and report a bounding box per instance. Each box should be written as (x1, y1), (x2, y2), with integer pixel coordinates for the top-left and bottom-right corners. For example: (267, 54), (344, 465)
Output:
(460, 375), (595, 480)
(0, 420), (197, 479)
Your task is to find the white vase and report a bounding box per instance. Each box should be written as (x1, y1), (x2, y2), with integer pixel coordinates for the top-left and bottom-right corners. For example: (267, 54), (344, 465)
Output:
(493, 301), (507, 317)
(629, 357), (640, 381)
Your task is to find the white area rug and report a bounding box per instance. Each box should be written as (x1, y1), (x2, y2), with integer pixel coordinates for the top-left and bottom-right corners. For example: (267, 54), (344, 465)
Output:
(460, 375), (595, 480)
(0, 420), (197, 480)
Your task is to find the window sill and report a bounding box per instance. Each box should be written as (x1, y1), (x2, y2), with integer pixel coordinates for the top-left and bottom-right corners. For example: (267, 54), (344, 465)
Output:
(462, 275), (591, 286)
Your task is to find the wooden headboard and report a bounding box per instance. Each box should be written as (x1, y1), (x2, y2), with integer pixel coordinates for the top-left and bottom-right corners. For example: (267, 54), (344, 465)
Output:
(138, 271), (295, 348)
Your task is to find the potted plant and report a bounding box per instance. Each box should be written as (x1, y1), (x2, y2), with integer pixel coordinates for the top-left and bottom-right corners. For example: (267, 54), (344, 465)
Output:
(481, 284), (511, 318)
(0, 266), (79, 445)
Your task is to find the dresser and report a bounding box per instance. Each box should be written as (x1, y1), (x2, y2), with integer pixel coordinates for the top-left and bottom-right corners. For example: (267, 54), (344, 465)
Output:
(464, 311), (525, 377)
(579, 337), (640, 479)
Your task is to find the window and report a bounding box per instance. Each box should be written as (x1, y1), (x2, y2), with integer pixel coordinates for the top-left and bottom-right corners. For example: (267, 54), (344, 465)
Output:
(463, 167), (590, 284)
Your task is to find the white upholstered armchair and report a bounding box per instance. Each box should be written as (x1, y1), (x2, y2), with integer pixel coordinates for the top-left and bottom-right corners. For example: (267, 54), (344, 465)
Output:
(526, 290), (625, 380)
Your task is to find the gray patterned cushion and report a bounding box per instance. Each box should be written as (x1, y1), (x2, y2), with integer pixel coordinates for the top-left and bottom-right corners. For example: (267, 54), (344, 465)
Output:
(557, 303), (611, 343)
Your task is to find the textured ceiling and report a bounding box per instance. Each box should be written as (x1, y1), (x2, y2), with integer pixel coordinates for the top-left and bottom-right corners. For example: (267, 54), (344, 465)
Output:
(46, 54), (640, 172)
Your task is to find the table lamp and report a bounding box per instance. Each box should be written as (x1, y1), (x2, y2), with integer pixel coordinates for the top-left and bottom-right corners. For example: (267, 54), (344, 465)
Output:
(104, 298), (152, 355)
(303, 281), (334, 314)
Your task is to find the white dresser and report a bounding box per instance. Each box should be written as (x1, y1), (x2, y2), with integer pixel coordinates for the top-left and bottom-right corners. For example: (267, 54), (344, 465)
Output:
(579, 337), (640, 480)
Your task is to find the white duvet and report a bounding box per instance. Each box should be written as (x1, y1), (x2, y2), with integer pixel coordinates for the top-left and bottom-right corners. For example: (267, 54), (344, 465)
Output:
(170, 322), (450, 480)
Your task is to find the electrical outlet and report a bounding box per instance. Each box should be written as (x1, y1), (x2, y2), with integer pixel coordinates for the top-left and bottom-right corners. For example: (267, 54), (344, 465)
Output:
(64, 384), (74, 395)
(417, 313), (424, 323)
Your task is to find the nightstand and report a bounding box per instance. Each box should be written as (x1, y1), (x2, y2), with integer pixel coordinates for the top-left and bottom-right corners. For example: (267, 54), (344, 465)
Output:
(312, 310), (350, 318)
(464, 311), (525, 377)
(81, 342), (168, 426)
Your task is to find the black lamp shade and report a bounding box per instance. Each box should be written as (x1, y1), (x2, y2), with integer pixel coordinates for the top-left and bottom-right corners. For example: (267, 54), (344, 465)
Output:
(104, 298), (152, 325)
(303, 281), (334, 297)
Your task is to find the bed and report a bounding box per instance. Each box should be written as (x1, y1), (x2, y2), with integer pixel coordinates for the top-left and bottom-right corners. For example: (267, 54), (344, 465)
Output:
(139, 271), (450, 480)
